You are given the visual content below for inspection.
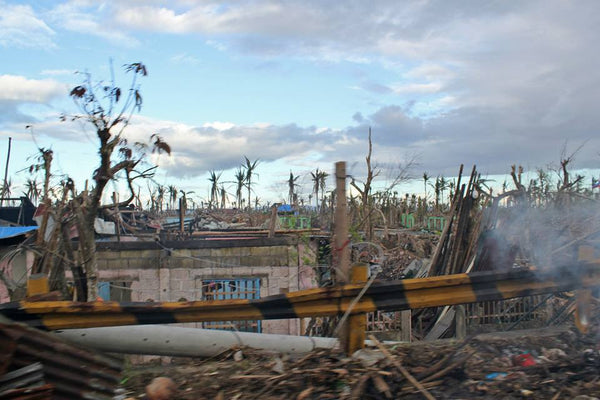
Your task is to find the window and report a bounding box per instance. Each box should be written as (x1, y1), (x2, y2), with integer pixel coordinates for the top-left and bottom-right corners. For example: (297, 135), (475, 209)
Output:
(97, 281), (132, 302)
(201, 278), (261, 333)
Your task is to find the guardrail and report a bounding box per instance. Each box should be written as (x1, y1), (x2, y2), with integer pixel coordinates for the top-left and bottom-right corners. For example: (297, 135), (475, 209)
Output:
(2, 263), (598, 331)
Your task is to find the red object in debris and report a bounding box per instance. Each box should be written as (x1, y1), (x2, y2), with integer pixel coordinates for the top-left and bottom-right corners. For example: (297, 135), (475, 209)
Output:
(513, 353), (536, 367)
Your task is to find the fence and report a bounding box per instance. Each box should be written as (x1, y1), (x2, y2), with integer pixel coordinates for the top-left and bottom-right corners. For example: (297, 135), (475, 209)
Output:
(279, 216), (311, 229)
(400, 214), (446, 231)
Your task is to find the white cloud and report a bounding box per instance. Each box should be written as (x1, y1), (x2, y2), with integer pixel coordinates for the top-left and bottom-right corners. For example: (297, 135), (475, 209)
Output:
(202, 121), (235, 130)
(0, 3), (55, 48)
(47, 2), (139, 46)
(169, 53), (201, 66)
(0, 75), (67, 103)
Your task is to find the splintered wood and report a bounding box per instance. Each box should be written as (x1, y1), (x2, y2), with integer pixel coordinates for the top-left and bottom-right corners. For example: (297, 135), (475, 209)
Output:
(122, 325), (600, 399)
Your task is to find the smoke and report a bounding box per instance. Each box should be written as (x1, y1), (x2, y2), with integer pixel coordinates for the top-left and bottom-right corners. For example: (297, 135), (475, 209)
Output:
(478, 192), (599, 277)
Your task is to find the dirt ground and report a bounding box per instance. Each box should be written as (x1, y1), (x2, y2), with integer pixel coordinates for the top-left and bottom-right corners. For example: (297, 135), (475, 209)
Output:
(120, 324), (600, 399)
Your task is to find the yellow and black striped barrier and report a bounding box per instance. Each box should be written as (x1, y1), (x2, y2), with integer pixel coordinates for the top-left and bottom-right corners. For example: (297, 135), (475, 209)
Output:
(1, 263), (599, 331)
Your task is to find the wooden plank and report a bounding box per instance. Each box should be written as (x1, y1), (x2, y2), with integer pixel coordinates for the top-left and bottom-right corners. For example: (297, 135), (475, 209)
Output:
(424, 308), (455, 341)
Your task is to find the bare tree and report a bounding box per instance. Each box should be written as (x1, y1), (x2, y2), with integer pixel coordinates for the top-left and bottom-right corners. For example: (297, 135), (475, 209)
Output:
(351, 127), (415, 238)
(66, 62), (170, 300)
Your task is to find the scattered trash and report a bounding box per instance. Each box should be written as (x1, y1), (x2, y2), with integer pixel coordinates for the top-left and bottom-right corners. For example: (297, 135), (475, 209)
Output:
(513, 353), (536, 367)
(119, 326), (600, 399)
(233, 350), (244, 362)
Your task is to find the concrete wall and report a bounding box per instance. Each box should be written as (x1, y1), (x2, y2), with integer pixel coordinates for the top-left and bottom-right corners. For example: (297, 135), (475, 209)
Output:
(93, 237), (317, 335)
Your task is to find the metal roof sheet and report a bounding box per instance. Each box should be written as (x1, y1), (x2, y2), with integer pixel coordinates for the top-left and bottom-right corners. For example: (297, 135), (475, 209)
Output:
(0, 227), (37, 239)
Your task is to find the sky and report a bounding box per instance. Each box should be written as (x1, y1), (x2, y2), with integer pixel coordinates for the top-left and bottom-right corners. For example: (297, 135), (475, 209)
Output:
(1, 0), (599, 206)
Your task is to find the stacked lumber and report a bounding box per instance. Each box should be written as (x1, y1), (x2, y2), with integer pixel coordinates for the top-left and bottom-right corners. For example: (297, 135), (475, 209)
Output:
(428, 165), (487, 277)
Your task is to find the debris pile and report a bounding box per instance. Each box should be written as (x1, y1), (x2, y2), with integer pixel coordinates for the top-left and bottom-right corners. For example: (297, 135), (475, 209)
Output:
(119, 326), (600, 399)
(378, 231), (439, 280)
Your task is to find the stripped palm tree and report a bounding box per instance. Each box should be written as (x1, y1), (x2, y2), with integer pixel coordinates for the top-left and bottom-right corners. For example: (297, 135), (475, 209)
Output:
(25, 178), (41, 204)
(287, 171), (300, 206)
(220, 185), (228, 209)
(423, 172), (430, 200)
(318, 170), (329, 209)
(168, 185), (178, 210)
(243, 156), (259, 211)
(208, 170), (222, 209)
(234, 167), (245, 209)
(311, 168), (320, 210)
(156, 184), (166, 212)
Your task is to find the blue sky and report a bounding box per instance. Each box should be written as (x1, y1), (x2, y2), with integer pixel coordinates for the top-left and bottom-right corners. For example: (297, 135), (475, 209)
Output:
(1, 0), (599, 206)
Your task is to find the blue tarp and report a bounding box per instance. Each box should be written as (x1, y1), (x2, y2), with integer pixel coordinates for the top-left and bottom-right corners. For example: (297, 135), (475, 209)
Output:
(0, 226), (37, 239)
(277, 204), (294, 213)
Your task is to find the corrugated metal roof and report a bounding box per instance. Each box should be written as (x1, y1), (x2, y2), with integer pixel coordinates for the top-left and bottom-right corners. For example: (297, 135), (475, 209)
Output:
(0, 226), (37, 239)
(0, 323), (123, 400)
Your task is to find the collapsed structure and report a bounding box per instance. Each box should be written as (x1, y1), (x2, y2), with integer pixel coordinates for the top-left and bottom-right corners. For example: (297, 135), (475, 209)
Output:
(0, 162), (599, 399)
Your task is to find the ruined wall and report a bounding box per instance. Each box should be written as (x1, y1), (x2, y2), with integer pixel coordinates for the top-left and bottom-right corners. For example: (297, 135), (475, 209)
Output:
(93, 237), (316, 335)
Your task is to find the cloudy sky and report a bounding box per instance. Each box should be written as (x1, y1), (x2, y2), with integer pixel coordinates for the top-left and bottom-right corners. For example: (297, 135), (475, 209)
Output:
(1, 0), (599, 204)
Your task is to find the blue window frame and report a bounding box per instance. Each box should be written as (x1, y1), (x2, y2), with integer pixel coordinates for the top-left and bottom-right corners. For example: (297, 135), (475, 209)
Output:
(202, 278), (262, 333)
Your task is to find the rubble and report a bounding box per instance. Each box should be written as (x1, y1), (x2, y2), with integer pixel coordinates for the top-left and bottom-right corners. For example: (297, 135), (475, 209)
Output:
(119, 325), (600, 399)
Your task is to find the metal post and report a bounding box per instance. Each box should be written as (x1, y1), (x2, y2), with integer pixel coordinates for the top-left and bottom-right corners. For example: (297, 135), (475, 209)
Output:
(346, 263), (368, 354)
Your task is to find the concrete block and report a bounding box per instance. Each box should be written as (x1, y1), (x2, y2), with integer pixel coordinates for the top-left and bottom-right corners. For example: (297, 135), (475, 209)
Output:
(212, 266), (233, 277)
(175, 249), (192, 258)
(139, 291), (159, 302)
(269, 247), (288, 257)
(192, 259), (213, 269)
(192, 268), (214, 278)
(222, 256), (241, 267)
(171, 291), (190, 301)
(98, 251), (120, 260)
(127, 257), (154, 269)
(180, 279), (196, 291)
(170, 269), (189, 280)
(249, 247), (270, 256)
(139, 269), (159, 281)
(118, 250), (140, 259)
(251, 267), (269, 275)
(190, 249), (211, 258)
(159, 268), (170, 280)
(232, 266), (252, 276)
(259, 256), (278, 267)
(178, 258), (194, 269)
(139, 279), (159, 290)
(239, 256), (257, 267)
(106, 259), (127, 270)
(96, 259), (108, 270)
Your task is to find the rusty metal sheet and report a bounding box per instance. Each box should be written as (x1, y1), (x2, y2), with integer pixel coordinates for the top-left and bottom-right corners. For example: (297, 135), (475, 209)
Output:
(0, 323), (122, 400)
(0, 384), (53, 400)
(0, 362), (45, 393)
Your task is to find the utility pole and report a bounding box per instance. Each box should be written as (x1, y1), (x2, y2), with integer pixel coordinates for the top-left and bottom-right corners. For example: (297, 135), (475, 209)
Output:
(1, 137), (12, 207)
(334, 161), (351, 352)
